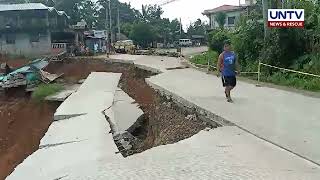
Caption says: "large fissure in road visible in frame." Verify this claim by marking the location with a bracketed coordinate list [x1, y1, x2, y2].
[103, 61, 218, 156]
[0, 59, 217, 178]
[46, 59, 217, 156]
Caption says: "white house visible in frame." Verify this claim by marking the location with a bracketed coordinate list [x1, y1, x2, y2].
[202, 0, 256, 30]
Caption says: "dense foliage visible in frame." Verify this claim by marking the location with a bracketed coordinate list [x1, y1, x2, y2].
[208, 29, 231, 54]
[190, 51, 218, 66]
[207, 1, 320, 91]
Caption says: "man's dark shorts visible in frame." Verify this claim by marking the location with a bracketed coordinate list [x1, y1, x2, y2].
[222, 76, 236, 87]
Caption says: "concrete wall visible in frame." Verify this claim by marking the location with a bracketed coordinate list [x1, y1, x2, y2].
[209, 11, 242, 29]
[0, 32, 51, 56]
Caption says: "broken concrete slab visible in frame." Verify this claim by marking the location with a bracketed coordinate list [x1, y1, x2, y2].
[45, 84, 80, 102]
[146, 68, 320, 165]
[54, 72, 122, 120]
[114, 88, 135, 103]
[104, 89, 143, 134]
[78, 72, 121, 93]
[41, 113, 111, 146]
[8, 112, 121, 180]
[78, 79, 86, 84]
[54, 91, 114, 121]
[10, 126, 320, 180]
[112, 101, 143, 133]
[7, 136, 121, 180]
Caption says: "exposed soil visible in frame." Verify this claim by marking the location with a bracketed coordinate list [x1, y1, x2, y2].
[46, 59, 212, 153]
[0, 58, 213, 178]
[0, 89, 59, 180]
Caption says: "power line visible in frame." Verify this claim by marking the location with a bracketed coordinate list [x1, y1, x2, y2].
[159, 0, 181, 6]
[136, 0, 181, 10]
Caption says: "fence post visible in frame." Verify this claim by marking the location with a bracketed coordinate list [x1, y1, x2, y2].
[257, 60, 261, 86]
[207, 57, 210, 72]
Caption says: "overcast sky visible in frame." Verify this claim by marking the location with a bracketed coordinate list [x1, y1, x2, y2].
[119, 0, 245, 29]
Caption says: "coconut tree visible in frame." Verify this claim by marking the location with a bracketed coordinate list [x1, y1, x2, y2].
[214, 12, 226, 29]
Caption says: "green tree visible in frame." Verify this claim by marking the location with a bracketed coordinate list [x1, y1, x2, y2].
[95, 0, 141, 39]
[54, 0, 84, 25]
[208, 29, 230, 53]
[121, 22, 133, 37]
[129, 22, 156, 48]
[187, 18, 207, 37]
[141, 4, 163, 22]
[214, 12, 226, 29]
[169, 18, 183, 42]
[77, 0, 98, 28]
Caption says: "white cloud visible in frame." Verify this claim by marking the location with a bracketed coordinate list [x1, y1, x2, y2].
[119, 0, 245, 29]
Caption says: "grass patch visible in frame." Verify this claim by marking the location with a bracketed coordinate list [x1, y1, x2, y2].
[32, 84, 63, 102]
[190, 51, 218, 66]
[262, 72, 320, 92]
[190, 49, 320, 92]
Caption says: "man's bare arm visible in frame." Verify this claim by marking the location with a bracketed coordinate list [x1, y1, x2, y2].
[217, 53, 223, 73]
[235, 56, 240, 74]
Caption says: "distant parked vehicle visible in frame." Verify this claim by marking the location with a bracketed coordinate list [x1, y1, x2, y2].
[179, 39, 192, 47]
[114, 40, 135, 54]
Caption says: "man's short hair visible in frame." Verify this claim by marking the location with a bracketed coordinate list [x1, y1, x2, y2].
[224, 40, 231, 46]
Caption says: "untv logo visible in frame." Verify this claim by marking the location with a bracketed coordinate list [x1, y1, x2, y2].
[268, 9, 304, 28]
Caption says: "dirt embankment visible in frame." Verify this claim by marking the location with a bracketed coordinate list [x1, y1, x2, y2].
[0, 89, 58, 180]
[0, 59, 213, 178]
[47, 59, 211, 152]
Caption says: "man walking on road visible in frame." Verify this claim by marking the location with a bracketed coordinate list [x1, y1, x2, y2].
[217, 41, 240, 103]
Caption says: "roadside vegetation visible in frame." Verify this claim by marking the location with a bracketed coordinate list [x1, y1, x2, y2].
[204, 0, 320, 92]
[32, 84, 63, 102]
[190, 51, 218, 66]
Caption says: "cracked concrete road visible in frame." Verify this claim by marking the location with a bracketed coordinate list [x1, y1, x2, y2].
[8, 51, 320, 179]
[106, 53, 320, 166]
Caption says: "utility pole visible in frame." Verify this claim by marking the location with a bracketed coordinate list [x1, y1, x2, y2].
[117, 7, 120, 41]
[105, 2, 108, 31]
[105, 0, 109, 54]
[262, 0, 269, 40]
[179, 17, 182, 58]
[179, 18, 182, 37]
[108, 0, 112, 52]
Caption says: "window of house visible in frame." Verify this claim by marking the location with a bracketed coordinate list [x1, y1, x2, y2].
[228, 16, 236, 25]
[6, 34, 15, 44]
[30, 33, 40, 42]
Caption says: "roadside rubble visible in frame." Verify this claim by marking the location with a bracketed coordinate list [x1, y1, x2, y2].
[0, 58, 63, 91]
[135, 49, 181, 57]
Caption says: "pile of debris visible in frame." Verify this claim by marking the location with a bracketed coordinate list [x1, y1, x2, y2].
[134, 49, 181, 57]
[0, 58, 63, 91]
[135, 49, 155, 55]
[155, 51, 180, 57]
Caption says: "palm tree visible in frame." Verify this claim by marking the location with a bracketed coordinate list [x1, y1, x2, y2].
[214, 12, 226, 29]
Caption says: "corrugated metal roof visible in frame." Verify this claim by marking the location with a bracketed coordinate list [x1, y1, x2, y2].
[202, 5, 245, 15]
[47, 7, 70, 19]
[0, 3, 48, 12]
[48, 7, 55, 11]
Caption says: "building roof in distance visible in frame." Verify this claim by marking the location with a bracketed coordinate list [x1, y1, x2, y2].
[0, 3, 48, 12]
[202, 5, 245, 15]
